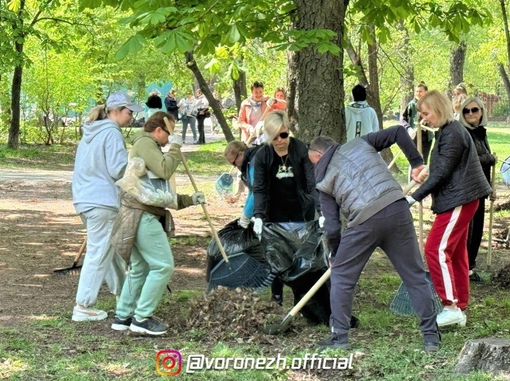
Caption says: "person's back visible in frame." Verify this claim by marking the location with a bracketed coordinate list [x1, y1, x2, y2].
[345, 85, 379, 141]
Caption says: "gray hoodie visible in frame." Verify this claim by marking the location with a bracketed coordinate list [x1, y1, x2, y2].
[72, 119, 127, 214]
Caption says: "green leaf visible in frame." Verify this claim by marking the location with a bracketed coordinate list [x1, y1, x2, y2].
[114, 34, 145, 60]
[228, 24, 241, 43]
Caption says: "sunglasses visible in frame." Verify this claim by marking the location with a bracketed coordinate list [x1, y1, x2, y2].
[273, 132, 289, 141]
[462, 107, 480, 114]
[229, 152, 240, 166]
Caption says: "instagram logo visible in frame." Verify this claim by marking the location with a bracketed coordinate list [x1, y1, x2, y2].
[156, 350, 182, 376]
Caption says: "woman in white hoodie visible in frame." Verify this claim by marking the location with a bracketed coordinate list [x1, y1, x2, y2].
[71, 92, 143, 322]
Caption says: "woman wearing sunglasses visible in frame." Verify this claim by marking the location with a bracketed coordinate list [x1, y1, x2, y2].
[459, 97, 497, 283]
[408, 90, 491, 328]
[251, 110, 332, 322]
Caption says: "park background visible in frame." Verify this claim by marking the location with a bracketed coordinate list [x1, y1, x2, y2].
[2, 1, 510, 380]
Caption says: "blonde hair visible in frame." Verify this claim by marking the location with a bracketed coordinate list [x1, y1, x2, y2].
[452, 93, 467, 114]
[417, 90, 454, 127]
[224, 140, 246, 159]
[263, 110, 290, 142]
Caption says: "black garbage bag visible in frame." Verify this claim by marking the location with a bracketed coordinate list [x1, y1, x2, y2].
[285, 269, 331, 324]
[262, 221, 328, 282]
[206, 219, 332, 325]
[206, 220, 274, 290]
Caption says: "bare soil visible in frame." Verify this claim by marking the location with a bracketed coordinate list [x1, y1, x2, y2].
[0, 177, 238, 324]
[1, 176, 510, 332]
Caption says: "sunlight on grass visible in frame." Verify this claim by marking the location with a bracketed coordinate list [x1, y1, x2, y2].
[0, 358, 28, 379]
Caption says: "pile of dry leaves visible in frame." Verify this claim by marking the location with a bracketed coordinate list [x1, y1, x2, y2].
[185, 286, 287, 344]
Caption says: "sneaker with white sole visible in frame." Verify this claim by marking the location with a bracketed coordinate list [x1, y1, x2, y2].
[436, 307, 466, 327]
[129, 316, 167, 336]
[111, 316, 132, 331]
[72, 305, 108, 322]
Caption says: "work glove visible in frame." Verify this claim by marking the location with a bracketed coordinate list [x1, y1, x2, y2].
[407, 127, 416, 140]
[252, 217, 263, 236]
[192, 191, 206, 205]
[406, 195, 416, 207]
[238, 214, 251, 229]
[326, 232, 340, 258]
[318, 215, 325, 228]
[168, 134, 183, 148]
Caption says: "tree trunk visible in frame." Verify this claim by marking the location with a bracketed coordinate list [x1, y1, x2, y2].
[8, 59, 23, 149]
[497, 63, 510, 122]
[398, 23, 414, 113]
[287, 50, 299, 131]
[455, 339, 510, 376]
[8, 0, 26, 149]
[366, 28, 394, 164]
[499, 0, 510, 121]
[185, 51, 235, 142]
[292, 0, 348, 144]
[450, 41, 467, 89]
[233, 70, 246, 113]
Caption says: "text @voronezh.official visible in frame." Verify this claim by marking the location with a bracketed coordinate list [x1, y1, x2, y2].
[156, 350, 354, 376]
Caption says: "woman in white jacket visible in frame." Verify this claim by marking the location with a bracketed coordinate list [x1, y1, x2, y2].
[71, 92, 143, 322]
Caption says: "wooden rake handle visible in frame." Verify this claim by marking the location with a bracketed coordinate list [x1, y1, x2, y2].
[164, 117, 229, 264]
[487, 153, 498, 267]
[402, 166, 429, 194]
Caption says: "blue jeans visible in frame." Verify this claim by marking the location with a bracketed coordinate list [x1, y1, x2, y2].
[116, 213, 174, 320]
[181, 116, 197, 142]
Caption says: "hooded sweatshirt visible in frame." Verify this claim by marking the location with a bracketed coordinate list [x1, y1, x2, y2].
[72, 119, 127, 214]
[344, 101, 379, 141]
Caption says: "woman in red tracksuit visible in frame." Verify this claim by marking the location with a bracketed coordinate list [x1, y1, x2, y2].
[408, 90, 491, 328]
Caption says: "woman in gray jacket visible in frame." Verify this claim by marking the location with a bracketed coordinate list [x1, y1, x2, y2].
[459, 97, 496, 283]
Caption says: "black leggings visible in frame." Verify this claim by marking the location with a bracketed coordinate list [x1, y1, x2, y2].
[196, 115, 206, 144]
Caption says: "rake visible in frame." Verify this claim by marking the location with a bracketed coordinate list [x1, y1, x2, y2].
[206, 220, 276, 292]
[389, 272, 444, 317]
[164, 117, 272, 291]
[389, 171, 445, 316]
[53, 238, 86, 275]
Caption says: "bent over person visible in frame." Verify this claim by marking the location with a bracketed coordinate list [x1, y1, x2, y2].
[110, 112, 205, 335]
[308, 125, 440, 352]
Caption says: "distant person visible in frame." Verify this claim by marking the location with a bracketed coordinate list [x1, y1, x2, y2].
[409, 90, 491, 328]
[178, 92, 197, 144]
[146, 90, 163, 119]
[459, 96, 497, 283]
[71, 91, 143, 322]
[401, 82, 434, 163]
[266, 87, 288, 112]
[193, 89, 209, 145]
[452, 83, 468, 120]
[238, 81, 269, 145]
[164, 90, 179, 121]
[345, 84, 379, 141]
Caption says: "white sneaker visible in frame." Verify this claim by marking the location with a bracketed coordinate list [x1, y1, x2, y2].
[436, 307, 466, 327]
[72, 305, 108, 322]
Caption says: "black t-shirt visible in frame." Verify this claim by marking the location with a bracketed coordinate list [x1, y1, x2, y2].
[268, 154, 304, 222]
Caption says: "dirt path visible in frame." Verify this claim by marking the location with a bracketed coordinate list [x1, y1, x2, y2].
[0, 175, 238, 326]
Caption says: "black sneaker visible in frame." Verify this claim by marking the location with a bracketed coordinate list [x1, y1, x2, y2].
[318, 333, 351, 349]
[111, 316, 132, 331]
[272, 294, 283, 306]
[424, 341, 440, 352]
[129, 316, 168, 336]
[469, 271, 484, 283]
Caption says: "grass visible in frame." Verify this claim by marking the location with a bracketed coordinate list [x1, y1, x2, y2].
[1, 124, 510, 380]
